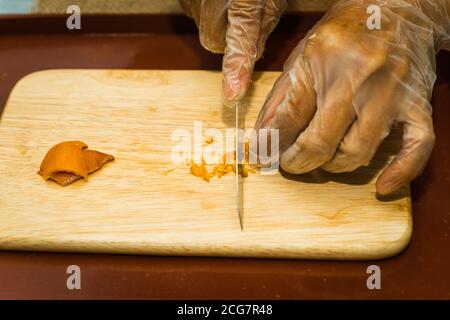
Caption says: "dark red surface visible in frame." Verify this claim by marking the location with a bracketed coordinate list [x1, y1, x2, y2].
[0, 14, 449, 299]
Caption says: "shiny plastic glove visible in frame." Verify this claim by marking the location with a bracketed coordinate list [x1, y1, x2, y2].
[179, 0, 287, 105]
[255, 0, 450, 195]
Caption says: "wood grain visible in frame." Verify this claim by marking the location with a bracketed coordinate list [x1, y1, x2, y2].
[0, 70, 411, 259]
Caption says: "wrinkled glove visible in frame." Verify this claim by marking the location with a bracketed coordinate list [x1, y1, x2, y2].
[255, 0, 450, 195]
[179, 0, 288, 105]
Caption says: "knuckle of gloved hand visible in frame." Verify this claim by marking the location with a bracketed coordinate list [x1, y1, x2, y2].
[417, 129, 436, 149]
[277, 135, 336, 174]
[339, 140, 373, 169]
[403, 126, 435, 162]
[280, 160, 303, 174]
[300, 135, 336, 162]
[313, 23, 344, 50]
[229, 0, 263, 20]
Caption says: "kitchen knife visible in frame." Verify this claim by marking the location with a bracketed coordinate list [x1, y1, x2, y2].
[235, 101, 245, 231]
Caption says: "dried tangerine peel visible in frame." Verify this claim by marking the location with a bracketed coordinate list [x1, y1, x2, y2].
[82, 149, 115, 174]
[189, 142, 256, 182]
[38, 141, 114, 186]
[50, 172, 82, 186]
[39, 141, 88, 180]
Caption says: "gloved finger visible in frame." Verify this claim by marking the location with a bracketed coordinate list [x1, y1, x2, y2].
[256, 35, 314, 131]
[179, 0, 228, 53]
[254, 56, 316, 153]
[322, 56, 411, 173]
[279, 77, 357, 174]
[254, 71, 291, 129]
[223, 0, 264, 106]
[256, 0, 288, 59]
[376, 98, 435, 195]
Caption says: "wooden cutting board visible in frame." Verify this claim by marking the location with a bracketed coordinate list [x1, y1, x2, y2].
[0, 69, 411, 260]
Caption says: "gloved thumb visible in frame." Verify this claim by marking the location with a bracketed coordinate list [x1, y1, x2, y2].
[376, 98, 435, 195]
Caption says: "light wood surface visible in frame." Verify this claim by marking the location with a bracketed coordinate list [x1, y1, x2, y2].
[0, 70, 411, 259]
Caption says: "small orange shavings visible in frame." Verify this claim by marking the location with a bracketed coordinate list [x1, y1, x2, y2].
[38, 141, 114, 186]
[190, 157, 211, 182]
[211, 154, 233, 178]
[189, 141, 256, 182]
[204, 136, 215, 145]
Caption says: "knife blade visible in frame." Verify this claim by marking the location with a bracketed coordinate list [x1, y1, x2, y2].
[235, 101, 245, 231]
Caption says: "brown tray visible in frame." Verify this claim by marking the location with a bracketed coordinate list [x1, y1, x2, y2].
[0, 13, 449, 299]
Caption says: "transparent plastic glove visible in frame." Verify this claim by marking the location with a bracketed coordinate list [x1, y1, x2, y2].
[255, 0, 450, 195]
[179, 0, 287, 105]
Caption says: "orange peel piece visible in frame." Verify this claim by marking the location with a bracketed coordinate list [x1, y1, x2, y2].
[38, 141, 114, 186]
[82, 149, 115, 174]
[39, 141, 88, 180]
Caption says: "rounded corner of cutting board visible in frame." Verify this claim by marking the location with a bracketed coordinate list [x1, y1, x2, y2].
[5, 69, 67, 101]
[366, 216, 413, 260]
[15, 69, 69, 85]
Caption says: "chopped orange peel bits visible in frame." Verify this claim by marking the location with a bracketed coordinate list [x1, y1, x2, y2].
[189, 141, 256, 182]
[38, 141, 114, 186]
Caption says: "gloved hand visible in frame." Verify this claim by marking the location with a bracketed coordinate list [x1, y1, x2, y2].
[179, 0, 288, 106]
[255, 0, 450, 195]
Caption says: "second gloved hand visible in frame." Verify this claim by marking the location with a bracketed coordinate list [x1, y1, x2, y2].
[255, 0, 450, 195]
[179, 0, 287, 106]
